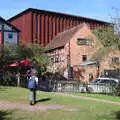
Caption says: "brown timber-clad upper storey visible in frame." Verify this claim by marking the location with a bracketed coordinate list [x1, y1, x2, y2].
[8, 8, 111, 46]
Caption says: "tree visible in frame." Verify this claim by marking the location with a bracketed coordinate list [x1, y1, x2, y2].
[93, 26, 120, 50]
[0, 44, 32, 69]
[0, 43, 49, 85]
[27, 43, 49, 75]
[27, 43, 49, 66]
[91, 9, 120, 79]
[0, 43, 49, 68]
[93, 7, 120, 50]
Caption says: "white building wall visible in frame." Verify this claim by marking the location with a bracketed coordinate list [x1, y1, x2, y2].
[4, 24, 12, 31]
[0, 18, 19, 45]
[0, 23, 12, 31]
[4, 32, 18, 44]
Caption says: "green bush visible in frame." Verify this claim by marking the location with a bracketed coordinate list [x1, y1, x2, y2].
[114, 83, 120, 96]
[0, 70, 17, 86]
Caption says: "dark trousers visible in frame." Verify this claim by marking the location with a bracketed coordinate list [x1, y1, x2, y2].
[29, 89, 36, 104]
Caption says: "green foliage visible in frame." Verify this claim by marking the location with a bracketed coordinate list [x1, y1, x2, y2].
[15, 45, 32, 59]
[0, 43, 49, 69]
[27, 43, 49, 66]
[26, 43, 49, 75]
[0, 43, 49, 85]
[114, 83, 120, 96]
[0, 44, 18, 68]
[90, 47, 110, 61]
[93, 26, 120, 49]
[0, 71, 17, 86]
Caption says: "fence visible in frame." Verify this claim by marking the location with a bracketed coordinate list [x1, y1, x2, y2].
[53, 81, 117, 94]
[18, 77, 117, 95]
[0, 73, 117, 95]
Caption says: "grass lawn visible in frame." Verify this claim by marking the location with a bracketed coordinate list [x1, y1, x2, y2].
[0, 86, 120, 120]
[70, 92, 120, 102]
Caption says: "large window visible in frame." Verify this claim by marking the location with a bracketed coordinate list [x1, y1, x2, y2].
[77, 38, 91, 45]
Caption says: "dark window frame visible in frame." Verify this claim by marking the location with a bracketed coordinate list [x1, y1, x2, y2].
[77, 38, 91, 45]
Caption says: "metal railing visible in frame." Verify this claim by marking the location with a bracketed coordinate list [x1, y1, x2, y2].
[53, 81, 117, 94]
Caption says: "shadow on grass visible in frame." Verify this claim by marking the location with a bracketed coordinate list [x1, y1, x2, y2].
[115, 111, 120, 120]
[0, 110, 12, 120]
[36, 97, 51, 103]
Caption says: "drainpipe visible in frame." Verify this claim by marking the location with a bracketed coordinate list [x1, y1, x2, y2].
[67, 39, 72, 80]
[96, 60, 100, 77]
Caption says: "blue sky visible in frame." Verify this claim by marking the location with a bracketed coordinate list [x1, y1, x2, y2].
[0, 0, 120, 22]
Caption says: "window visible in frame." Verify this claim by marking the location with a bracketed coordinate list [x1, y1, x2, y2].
[99, 80, 117, 85]
[82, 55, 87, 61]
[112, 57, 119, 64]
[60, 56, 64, 62]
[8, 33, 13, 39]
[109, 80, 117, 85]
[50, 57, 59, 63]
[77, 38, 91, 45]
[55, 57, 59, 63]
[50, 57, 54, 63]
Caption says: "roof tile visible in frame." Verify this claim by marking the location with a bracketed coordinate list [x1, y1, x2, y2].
[47, 23, 85, 50]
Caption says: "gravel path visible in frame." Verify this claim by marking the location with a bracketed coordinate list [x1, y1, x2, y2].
[0, 100, 65, 112]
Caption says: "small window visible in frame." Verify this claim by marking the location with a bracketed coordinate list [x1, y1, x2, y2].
[112, 57, 119, 64]
[50, 57, 59, 63]
[8, 33, 13, 39]
[50, 57, 54, 63]
[77, 38, 90, 45]
[55, 57, 59, 63]
[82, 55, 87, 61]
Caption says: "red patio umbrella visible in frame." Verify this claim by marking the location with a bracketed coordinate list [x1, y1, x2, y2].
[8, 62, 18, 67]
[0, 59, 32, 71]
[19, 59, 31, 66]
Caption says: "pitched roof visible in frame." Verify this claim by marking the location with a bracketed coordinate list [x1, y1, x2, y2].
[46, 23, 86, 50]
[7, 8, 110, 24]
[0, 16, 20, 32]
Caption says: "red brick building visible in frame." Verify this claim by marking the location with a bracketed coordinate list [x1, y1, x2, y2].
[46, 23, 100, 82]
[8, 8, 110, 46]
[46, 23, 120, 82]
